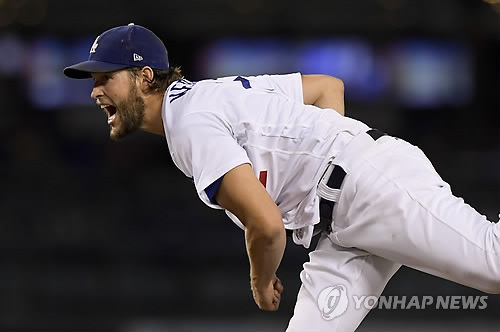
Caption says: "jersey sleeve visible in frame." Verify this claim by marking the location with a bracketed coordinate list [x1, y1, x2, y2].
[171, 111, 252, 209]
[260, 72, 303, 104]
[217, 73, 303, 104]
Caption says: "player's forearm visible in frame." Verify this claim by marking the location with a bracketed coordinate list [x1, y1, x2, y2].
[245, 223, 286, 288]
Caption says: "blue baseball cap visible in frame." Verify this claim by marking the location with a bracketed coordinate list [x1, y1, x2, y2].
[64, 23, 169, 79]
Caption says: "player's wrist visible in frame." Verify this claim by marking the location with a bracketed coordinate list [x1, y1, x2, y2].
[250, 273, 275, 290]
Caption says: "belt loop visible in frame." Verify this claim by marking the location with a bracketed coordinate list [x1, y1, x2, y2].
[316, 163, 346, 235]
[289, 128, 387, 239]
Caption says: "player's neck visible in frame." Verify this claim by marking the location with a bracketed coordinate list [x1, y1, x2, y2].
[140, 93, 165, 137]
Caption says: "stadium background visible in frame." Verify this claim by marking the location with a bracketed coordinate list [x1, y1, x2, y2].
[0, 0, 498, 331]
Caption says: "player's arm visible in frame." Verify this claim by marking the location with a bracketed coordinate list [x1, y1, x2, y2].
[215, 163, 286, 311]
[302, 74, 345, 116]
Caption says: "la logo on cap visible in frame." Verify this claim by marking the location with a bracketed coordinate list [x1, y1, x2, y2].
[90, 36, 99, 54]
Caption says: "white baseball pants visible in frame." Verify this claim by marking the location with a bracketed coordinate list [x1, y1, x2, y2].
[286, 132, 500, 332]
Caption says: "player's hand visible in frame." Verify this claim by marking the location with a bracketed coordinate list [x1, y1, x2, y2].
[251, 275, 284, 311]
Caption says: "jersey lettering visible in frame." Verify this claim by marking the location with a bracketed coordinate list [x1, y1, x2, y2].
[259, 170, 268, 187]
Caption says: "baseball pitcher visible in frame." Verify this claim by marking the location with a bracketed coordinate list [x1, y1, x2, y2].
[63, 24, 500, 331]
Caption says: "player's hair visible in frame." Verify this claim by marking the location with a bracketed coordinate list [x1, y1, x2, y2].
[127, 66, 184, 94]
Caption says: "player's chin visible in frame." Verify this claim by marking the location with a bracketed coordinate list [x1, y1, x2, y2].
[109, 126, 127, 141]
[109, 124, 138, 141]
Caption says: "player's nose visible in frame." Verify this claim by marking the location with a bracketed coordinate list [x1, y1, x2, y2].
[90, 84, 103, 100]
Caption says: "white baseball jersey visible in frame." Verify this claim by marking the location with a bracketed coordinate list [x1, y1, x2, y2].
[161, 73, 499, 332]
[162, 73, 368, 248]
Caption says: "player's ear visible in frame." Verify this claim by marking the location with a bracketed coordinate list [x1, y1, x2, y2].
[140, 66, 154, 91]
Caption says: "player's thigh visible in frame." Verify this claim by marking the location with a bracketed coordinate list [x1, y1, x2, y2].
[286, 235, 401, 332]
[351, 188, 498, 293]
[332, 142, 500, 293]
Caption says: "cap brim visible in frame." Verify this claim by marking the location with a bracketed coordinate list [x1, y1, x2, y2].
[63, 60, 131, 79]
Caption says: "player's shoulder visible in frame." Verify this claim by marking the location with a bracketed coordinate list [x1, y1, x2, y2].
[167, 73, 300, 91]
[214, 72, 301, 83]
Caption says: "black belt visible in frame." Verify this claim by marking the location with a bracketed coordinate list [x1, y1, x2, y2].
[286, 129, 387, 238]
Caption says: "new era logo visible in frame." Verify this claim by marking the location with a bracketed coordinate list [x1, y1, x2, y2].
[133, 53, 143, 62]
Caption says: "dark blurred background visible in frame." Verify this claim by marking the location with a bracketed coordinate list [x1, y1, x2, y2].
[0, 0, 499, 331]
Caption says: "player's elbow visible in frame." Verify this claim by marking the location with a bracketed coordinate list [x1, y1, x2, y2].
[263, 219, 286, 242]
[327, 75, 344, 93]
[248, 223, 285, 247]
[325, 76, 344, 99]
[246, 209, 285, 242]
[316, 75, 344, 98]
[317, 75, 345, 115]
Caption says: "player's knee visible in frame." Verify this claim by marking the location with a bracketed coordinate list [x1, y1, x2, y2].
[472, 265, 499, 294]
[482, 261, 500, 293]
[482, 277, 500, 294]
[483, 222, 500, 294]
[486, 260, 500, 294]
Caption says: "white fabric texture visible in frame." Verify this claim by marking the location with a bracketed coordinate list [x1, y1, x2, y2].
[161, 74, 499, 331]
[162, 73, 369, 248]
[286, 132, 499, 332]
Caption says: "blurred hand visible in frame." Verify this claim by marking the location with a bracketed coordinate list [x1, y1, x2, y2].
[251, 275, 284, 311]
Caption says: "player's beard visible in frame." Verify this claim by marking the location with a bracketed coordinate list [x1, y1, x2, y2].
[110, 84, 145, 141]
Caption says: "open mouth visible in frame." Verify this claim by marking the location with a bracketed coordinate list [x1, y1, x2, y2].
[101, 105, 118, 124]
